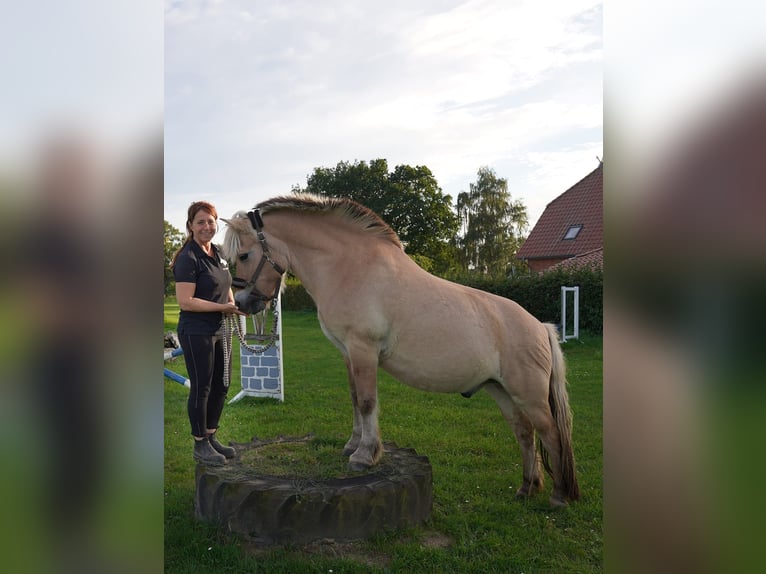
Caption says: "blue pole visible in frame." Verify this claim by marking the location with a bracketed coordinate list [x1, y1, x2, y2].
[164, 367, 191, 388]
[164, 347, 184, 360]
[164, 346, 189, 387]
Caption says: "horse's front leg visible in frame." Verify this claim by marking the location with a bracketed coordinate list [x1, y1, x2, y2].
[345, 349, 382, 471]
[342, 357, 362, 456]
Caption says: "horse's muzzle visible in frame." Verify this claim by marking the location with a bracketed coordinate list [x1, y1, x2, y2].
[234, 291, 267, 315]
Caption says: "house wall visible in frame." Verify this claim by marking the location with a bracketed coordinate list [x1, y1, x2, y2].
[527, 258, 567, 273]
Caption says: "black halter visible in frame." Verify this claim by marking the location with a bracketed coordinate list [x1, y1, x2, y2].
[231, 208, 285, 301]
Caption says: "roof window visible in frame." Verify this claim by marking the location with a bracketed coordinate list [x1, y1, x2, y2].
[563, 225, 582, 240]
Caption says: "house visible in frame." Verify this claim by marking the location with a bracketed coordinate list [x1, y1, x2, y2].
[516, 162, 603, 272]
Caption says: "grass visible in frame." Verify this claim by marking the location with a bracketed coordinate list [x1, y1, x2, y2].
[236, 437, 370, 480]
[165, 300, 603, 572]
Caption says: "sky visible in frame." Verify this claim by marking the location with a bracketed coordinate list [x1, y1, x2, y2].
[164, 0, 603, 241]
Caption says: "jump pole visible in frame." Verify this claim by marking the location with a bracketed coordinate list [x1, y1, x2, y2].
[164, 347, 191, 388]
[164, 367, 191, 388]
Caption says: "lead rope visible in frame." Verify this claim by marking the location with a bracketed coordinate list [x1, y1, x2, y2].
[221, 298, 280, 389]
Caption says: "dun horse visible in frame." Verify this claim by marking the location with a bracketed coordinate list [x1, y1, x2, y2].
[222, 194, 579, 507]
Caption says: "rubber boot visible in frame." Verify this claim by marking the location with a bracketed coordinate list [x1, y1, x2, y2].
[193, 436, 226, 465]
[208, 432, 236, 459]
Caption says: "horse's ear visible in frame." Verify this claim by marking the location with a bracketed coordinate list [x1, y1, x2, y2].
[220, 216, 244, 228]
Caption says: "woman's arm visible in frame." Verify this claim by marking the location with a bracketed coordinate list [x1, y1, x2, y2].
[176, 282, 244, 315]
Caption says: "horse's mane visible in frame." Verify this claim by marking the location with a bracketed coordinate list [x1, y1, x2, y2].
[256, 194, 403, 249]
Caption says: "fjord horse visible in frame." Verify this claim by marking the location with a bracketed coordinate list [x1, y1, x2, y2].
[222, 194, 579, 506]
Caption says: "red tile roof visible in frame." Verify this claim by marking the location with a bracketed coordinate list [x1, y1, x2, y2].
[517, 163, 603, 261]
[548, 247, 603, 272]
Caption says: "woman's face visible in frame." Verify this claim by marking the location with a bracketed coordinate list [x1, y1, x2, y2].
[189, 209, 217, 243]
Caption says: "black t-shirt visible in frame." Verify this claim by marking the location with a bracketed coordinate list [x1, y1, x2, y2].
[173, 241, 232, 335]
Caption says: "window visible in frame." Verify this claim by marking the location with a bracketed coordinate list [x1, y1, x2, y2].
[563, 224, 582, 240]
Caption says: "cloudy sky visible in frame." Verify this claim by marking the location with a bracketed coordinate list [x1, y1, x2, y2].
[164, 0, 603, 239]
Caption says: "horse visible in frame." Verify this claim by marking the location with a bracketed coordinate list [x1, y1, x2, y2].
[221, 194, 580, 507]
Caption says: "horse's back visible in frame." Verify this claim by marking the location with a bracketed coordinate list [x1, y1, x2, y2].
[379, 266, 551, 393]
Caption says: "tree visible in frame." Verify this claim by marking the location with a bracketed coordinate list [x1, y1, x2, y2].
[293, 159, 458, 273]
[456, 167, 528, 277]
[164, 220, 185, 295]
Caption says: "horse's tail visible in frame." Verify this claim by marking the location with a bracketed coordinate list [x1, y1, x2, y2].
[541, 323, 580, 501]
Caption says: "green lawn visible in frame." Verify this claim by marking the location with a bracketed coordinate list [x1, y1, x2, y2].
[164, 302, 603, 572]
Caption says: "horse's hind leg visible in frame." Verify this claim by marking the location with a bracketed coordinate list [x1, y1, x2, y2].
[513, 417, 545, 497]
[525, 404, 569, 507]
[484, 384, 544, 498]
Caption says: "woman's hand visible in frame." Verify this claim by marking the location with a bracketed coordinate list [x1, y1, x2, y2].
[222, 302, 247, 316]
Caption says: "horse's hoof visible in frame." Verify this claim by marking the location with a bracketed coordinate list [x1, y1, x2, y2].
[348, 460, 370, 472]
[549, 495, 569, 508]
[515, 479, 543, 498]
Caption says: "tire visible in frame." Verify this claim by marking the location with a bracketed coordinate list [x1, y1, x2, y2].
[194, 435, 433, 546]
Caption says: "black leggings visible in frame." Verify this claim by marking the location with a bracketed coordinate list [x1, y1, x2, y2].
[180, 333, 230, 437]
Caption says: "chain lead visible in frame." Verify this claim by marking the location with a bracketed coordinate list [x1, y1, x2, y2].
[221, 298, 280, 389]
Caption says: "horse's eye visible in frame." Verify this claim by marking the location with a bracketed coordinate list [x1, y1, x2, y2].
[238, 253, 249, 262]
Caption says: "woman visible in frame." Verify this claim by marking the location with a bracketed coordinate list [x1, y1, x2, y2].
[171, 201, 245, 465]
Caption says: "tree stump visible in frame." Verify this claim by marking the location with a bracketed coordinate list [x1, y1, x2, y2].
[194, 435, 433, 546]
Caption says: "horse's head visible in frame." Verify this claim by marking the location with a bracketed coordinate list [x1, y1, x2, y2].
[221, 210, 285, 315]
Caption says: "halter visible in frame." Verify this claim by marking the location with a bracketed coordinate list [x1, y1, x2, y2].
[231, 208, 285, 302]
[222, 208, 285, 371]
